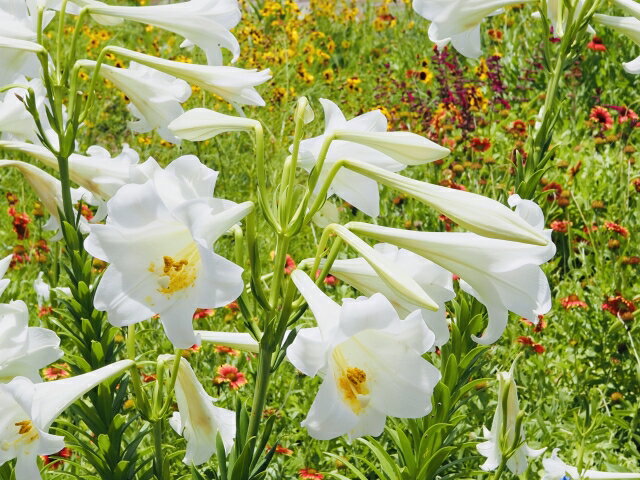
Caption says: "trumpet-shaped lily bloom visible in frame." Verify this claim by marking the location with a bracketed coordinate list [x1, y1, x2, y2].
[477, 367, 545, 474]
[168, 108, 260, 141]
[0, 140, 151, 201]
[0, 359, 133, 480]
[298, 99, 407, 217]
[0, 300, 62, 383]
[348, 196, 555, 345]
[87, 0, 241, 65]
[287, 270, 440, 441]
[84, 155, 253, 349]
[412, 0, 534, 58]
[78, 60, 191, 143]
[328, 243, 454, 347]
[107, 47, 271, 106]
[159, 355, 235, 464]
[542, 449, 640, 480]
[593, 14, 640, 74]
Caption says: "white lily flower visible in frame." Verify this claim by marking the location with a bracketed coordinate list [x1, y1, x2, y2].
[615, 0, 640, 19]
[477, 366, 545, 474]
[346, 161, 549, 246]
[0, 160, 90, 239]
[87, 0, 241, 65]
[168, 108, 260, 141]
[0, 254, 11, 297]
[298, 98, 407, 217]
[159, 355, 235, 464]
[77, 60, 191, 143]
[328, 243, 454, 347]
[0, 140, 156, 201]
[348, 196, 555, 345]
[0, 300, 62, 383]
[412, 0, 534, 58]
[593, 14, 640, 74]
[0, 359, 133, 480]
[107, 47, 271, 106]
[311, 200, 340, 228]
[84, 155, 253, 349]
[287, 270, 441, 441]
[33, 272, 49, 306]
[543, 449, 640, 480]
[196, 331, 259, 353]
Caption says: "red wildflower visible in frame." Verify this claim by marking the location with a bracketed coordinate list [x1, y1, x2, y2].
[214, 364, 248, 390]
[516, 336, 545, 354]
[215, 345, 240, 356]
[299, 468, 324, 479]
[507, 119, 528, 136]
[634, 178, 640, 193]
[323, 274, 337, 286]
[193, 308, 215, 320]
[226, 301, 239, 312]
[604, 221, 629, 238]
[560, 295, 588, 310]
[142, 373, 157, 383]
[10, 245, 30, 268]
[622, 256, 640, 265]
[542, 182, 563, 202]
[470, 137, 491, 152]
[42, 447, 72, 470]
[37, 305, 53, 317]
[5, 192, 18, 206]
[589, 106, 613, 130]
[80, 203, 94, 221]
[587, 36, 606, 51]
[438, 214, 453, 232]
[520, 315, 547, 333]
[8, 208, 31, 240]
[284, 254, 297, 274]
[42, 363, 71, 381]
[439, 179, 467, 191]
[550, 220, 571, 233]
[602, 295, 636, 321]
[267, 444, 293, 455]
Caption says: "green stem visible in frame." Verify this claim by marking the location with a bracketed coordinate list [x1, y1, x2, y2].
[245, 345, 274, 459]
[159, 351, 183, 416]
[65, 8, 89, 85]
[492, 461, 507, 480]
[153, 420, 165, 480]
[57, 154, 75, 223]
[127, 324, 150, 417]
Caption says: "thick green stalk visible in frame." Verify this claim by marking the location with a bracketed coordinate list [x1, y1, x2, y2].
[245, 346, 274, 459]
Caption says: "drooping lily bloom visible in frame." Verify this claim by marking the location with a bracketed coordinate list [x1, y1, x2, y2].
[477, 366, 545, 474]
[159, 355, 235, 464]
[0, 160, 92, 238]
[0, 141, 153, 202]
[412, 0, 534, 58]
[287, 270, 440, 441]
[168, 108, 260, 142]
[593, 14, 640, 74]
[84, 155, 253, 348]
[328, 243, 454, 347]
[0, 360, 133, 480]
[86, 0, 241, 65]
[542, 449, 640, 480]
[106, 47, 271, 106]
[348, 195, 555, 345]
[77, 60, 191, 143]
[299, 99, 445, 217]
[0, 300, 62, 383]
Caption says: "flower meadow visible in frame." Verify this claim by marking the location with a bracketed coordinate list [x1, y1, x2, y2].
[0, 0, 639, 479]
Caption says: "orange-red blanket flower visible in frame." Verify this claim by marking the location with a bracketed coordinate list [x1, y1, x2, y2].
[604, 222, 629, 238]
[560, 295, 588, 310]
[299, 468, 324, 479]
[602, 295, 636, 321]
[214, 364, 248, 390]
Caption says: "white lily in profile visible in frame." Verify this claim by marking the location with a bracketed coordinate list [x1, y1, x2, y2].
[86, 0, 241, 65]
[0, 36, 44, 86]
[159, 355, 235, 464]
[348, 195, 555, 345]
[77, 60, 191, 143]
[0, 300, 62, 383]
[593, 14, 640, 74]
[287, 270, 440, 441]
[345, 161, 549, 245]
[477, 365, 545, 474]
[298, 99, 409, 217]
[543, 449, 640, 480]
[107, 47, 271, 106]
[0, 140, 154, 201]
[0, 254, 11, 297]
[412, 0, 534, 58]
[84, 155, 253, 348]
[0, 360, 133, 480]
[328, 243, 454, 347]
[168, 108, 260, 141]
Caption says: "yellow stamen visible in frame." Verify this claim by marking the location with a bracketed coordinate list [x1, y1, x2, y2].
[333, 350, 370, 414]
[149, 243, 200, 296]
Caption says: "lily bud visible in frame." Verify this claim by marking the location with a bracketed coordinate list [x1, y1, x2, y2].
[195, 331, 259, 353]
[333, 130, 449, 165]
[169, 108, 260, 141]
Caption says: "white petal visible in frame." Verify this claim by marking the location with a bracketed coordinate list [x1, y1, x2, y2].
[286, 327, 327, 377]
[291, 270, 340, 337]
[301, 374, 358, 440]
